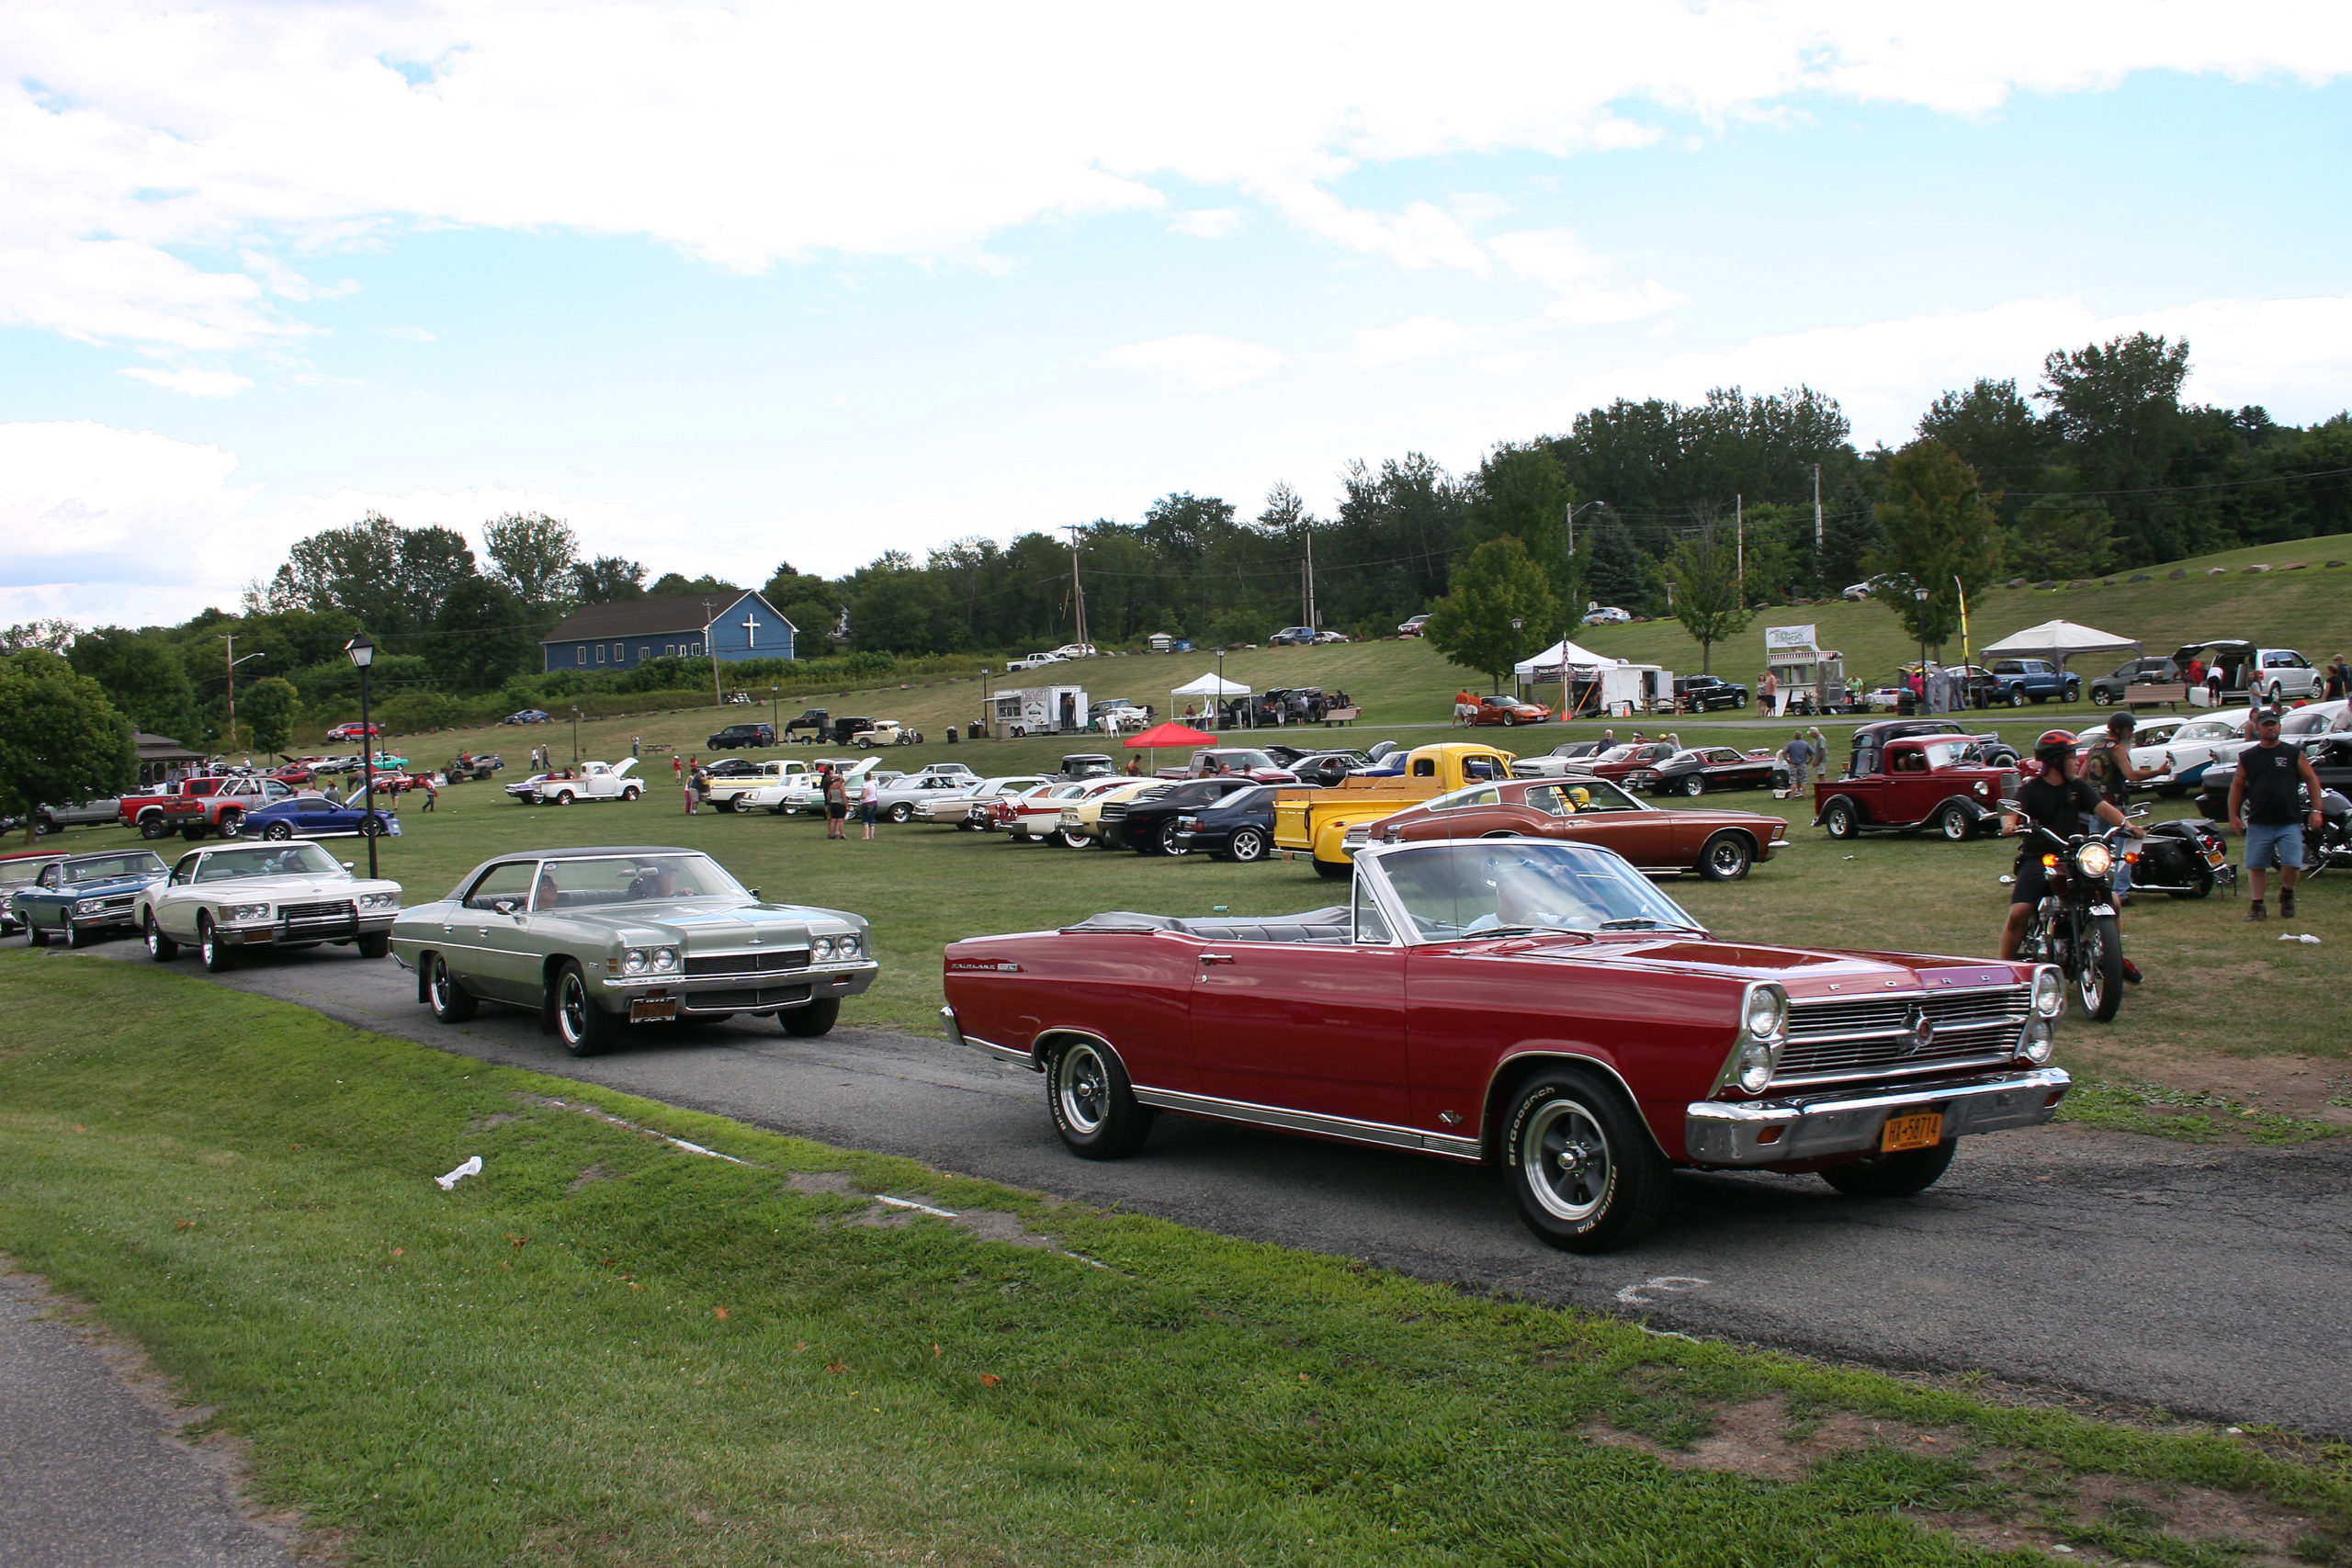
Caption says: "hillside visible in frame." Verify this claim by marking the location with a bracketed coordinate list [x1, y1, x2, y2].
[1575, 535, 2352, 686]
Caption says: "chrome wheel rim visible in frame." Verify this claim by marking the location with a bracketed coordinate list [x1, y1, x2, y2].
[199, 923, 216, 964]
[1057, 1043, 1109, 1134]
[1232, 830, 1262, 862]
[431, 959, 456, 1012]
[1707, 840, 1744, 875]
[2078, 928, 2106, 1015]
[560, 972, 591, 1043]
[1943, 810, 1968, 840]
[1521, 1097, 1613, 1223]
[146, 919, 163, 955]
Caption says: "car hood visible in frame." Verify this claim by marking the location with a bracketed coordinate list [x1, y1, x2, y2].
[1478, 933, 2016, 998]
[402, 897, 864, 942]
[177, 873, 403, 902]
[47, 872, 167, 897]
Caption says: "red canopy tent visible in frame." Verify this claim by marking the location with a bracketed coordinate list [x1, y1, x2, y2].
[1122, 721, 1216, 773]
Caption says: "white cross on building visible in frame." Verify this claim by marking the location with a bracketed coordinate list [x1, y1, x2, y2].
[741, 610, 762, 647]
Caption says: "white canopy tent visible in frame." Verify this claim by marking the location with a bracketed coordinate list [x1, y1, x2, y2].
[1170, 672, 1251, 698]
[1512, 637, 1617, 679]
[1979, 619, 2142, 669]
[1512, 637, 1662, 717]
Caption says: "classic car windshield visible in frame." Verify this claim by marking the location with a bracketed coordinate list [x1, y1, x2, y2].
[2177, 721, 2239, 740]
[2, 857, 66, 890]
[62, 852, 167, 885]
[1374, 841, 1701, 939]
[196, 844, 345, 882]
[532, 852, 747, 909]
[1917, 740, 1981, 770]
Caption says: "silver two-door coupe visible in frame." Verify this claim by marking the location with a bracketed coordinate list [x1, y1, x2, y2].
[388, 845, 877, 1055]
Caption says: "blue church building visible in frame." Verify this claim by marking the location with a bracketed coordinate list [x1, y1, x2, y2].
[539, 590, 797, 673]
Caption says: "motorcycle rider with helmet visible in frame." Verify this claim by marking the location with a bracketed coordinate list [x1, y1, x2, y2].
[2000, 729, 2142, 984]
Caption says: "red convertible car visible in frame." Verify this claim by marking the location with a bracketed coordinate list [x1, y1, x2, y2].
[1342, 776, 1788, 880]
[942, 839, 2069, 1252]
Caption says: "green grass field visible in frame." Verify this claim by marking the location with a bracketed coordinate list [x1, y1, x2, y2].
[6, 954, 2347, 1566]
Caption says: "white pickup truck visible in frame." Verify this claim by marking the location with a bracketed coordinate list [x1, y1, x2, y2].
[535, 759, 644, 805]
[703, 758, 813, 811]
[741, 756, 884, 815]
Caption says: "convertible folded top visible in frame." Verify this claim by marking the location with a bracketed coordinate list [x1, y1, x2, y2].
[1064, 907, 1351, 943]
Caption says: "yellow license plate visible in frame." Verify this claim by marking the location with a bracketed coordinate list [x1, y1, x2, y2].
[1880, 1111, 1942, 1153]
[2204, 850, 2227, 866]
[629, 997, 678, 1022]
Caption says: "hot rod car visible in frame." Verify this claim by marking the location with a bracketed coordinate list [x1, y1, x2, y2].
[942, 838, 2069, 1252]
[1815, 732, 2019, 842]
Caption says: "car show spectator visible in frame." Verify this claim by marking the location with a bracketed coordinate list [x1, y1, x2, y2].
[1780, 730, 1815, 793]
[1453, 689, 1475, 726]
[2080, 714, 2160, 905]
[1125, 757, 1143, 776]
[860, 771, 881, 839]
[2184, 654, 2205, 689]
[2230, 709, 2326, 921]
[632, 735, 641, 759]
[824, 767, 850, 840]
[1759, 670, 1778, 710]
[420, 775, 438, 812]
[2328, 654, 2349, 700]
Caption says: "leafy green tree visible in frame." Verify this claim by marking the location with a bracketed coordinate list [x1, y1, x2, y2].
[1865, 439, 2005, 651]
[2005, 469, 2118, 580]
[429, 578, 538, 691]
[482, 513, 580, 606]
[1918, 378, 2045, 521]
[648, 572, 740, 598]
[240, 676, 301, 754]
[0, 650, 135, 842]
[0, 619, 76, 654]
[570, 556, 647, 604]
[1424, 536, 1559, 689]
[2035, 333, 2191, 562]
[1466, 444, 1581, 633]
[1663, 525, 1749, 673]
[68, 627, 198, 739]
[1581, 517, 1648, 612]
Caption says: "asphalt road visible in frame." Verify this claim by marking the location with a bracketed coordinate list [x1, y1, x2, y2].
[82, 942, 2352, 1438]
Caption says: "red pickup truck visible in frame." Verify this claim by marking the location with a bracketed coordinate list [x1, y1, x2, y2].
[126, 775, 302, 840]
[1815, 731, 2019, 843]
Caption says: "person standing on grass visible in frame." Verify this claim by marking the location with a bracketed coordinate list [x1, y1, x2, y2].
[2327, 654, 2350, 701]
[2231, 709, 2326, 921]
[1759, 669, 1778, 711]
[2080, 713, 2162, 907]
[823, 766, 850, 840]
[631, 735, 640, 759]
[1779, 730, 1814, 794]
[1454, 689, 1475, 727]
[1807, 727, 1829, 777]
[859, 770, 881, 840]
[420, 774, 438, 812]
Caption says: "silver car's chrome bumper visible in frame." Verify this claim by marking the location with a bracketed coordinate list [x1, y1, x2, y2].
[1683, 1066, 2071, 1165]
[598, 959, 878, 1013]
[941, 1006, 1039, 1069]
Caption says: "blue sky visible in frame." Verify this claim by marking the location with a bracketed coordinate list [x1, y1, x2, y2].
[5, 3, 2350, 626]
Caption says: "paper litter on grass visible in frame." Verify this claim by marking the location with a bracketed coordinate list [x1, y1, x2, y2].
[2278, 932, 2322, 943]
[435, 1156, 482, 1190]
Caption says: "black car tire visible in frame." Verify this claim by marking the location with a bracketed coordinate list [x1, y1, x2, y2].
[144, 911, 177, 962]
[198, 915, 237, 973]
[1501, 713, 1516, 727]
[1501, 1066, 1671, 1253]
[182, 824, 208, 840]
[1937, 803, 1975, 842]
[2065, 682, 2081, 703]
[1157, 821, 1189, 857]
[1228, 827, 1267, 863]
[1698, 832, 1752, 882]
[553, 960, 624, 1056]
[26, 920, 49, 947]
[1679, 774, 1706, 798]
[65, 920, 93, 949]
[1821, 1139, 1957, 1198]
[34, 815, 54, 836]
[356, 932, 390, 959]
[1313, 857, 1352, 881]
[888, 803, 914, 823]
[359, 817, 386, 838]
[2092, 688, 2113, 706]
[262, 820, 294, 840]
[621, 786, 641, 802]
[1822, 797, 1861, 840]
[140, 815, 171, 840]
[782, 998, 841, 1037]
[218, 809, 243, 838]
[2007, 687, 2025, 708]
[1046, 1037, 1153, 1159]
[427, 953, 479, 1021]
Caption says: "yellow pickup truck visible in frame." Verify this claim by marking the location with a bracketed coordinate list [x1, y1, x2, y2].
[1272, 742, 1515, 878]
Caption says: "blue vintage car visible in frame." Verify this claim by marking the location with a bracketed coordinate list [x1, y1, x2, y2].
[242, 789, 403, 842]
[13, 849, 171, 947]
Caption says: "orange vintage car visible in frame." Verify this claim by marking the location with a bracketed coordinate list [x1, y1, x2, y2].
[1345, 775, 1790, 881]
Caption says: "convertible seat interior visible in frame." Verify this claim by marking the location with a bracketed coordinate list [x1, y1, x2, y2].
[1067, 907, 1352, 944]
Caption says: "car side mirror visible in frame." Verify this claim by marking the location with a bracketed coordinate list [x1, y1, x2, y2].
[492, 898, 521, 916]
[748, 887, 761, 900]
[341, 860, 355, 869]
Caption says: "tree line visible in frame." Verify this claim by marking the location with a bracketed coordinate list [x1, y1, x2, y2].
[9, 328, 2348, 754]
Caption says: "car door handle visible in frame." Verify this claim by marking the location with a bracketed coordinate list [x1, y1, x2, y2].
[1198, 953, 1237, 965]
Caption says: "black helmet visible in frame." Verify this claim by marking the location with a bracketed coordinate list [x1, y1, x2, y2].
[2032, 729, 2076, 769]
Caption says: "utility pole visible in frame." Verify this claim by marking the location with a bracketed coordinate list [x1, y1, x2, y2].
[1735, 494, 1744, 595]
[1061, 525, 1089, 649]
[1812, 463, 1824, 551]
[702, 599, 721, 707]
[216, 633, 264, 754]
[1303, 525, 1317, 629]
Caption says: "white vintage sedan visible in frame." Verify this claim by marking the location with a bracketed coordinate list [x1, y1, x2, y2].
[136, 840, 402, 972]
[2129, 710, 2256, 794]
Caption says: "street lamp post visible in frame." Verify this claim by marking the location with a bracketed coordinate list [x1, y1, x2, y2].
[979, 666, 991, 741]
[1216, 649, 1227, 730]
[1510, 617, 1523, 696]
[770, 684, 779, 739]
[343, 635, 379, 880]
[1566, 500, 1606, 559]
[1912, 586, 1931, 711]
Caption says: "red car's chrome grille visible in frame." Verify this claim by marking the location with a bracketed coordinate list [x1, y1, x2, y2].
[1776, 987, 2029, 1084]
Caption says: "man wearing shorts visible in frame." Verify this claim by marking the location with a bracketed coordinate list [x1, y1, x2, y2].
[2230, 709, 2325, 920]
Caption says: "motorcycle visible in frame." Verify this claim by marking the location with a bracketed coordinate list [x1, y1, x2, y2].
[2126, 817, 2235, 899]
[2000, 803, 2139, 1022]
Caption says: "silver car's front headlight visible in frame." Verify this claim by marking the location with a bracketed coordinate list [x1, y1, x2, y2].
[650, 945, 678, 973]
[621, 945, 679, 976]
[223, 902, 272, 923]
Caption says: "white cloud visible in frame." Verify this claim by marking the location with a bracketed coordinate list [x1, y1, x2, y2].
[1487, 228, 1685, 324]
[1540, 291, 2352, 447]
[1097, 333, 1286, 390]
[6, 2, 2344, 353]
[374, 324, 435, 341]
[1167, 208, 1240, 239]
[1351, 315, 1491, 367]
[118, 365, 254, 397]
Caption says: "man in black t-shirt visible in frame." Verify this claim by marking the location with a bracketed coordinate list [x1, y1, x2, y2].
[2079, 713, 2163, 904]
[1999, 730, 2131, 965]
[2229, 709, 2325, 920]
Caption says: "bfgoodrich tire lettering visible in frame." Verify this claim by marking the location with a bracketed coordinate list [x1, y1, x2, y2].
[1501, 1066, 1670, 1253]
[1046, 1037, 1153, 1158]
